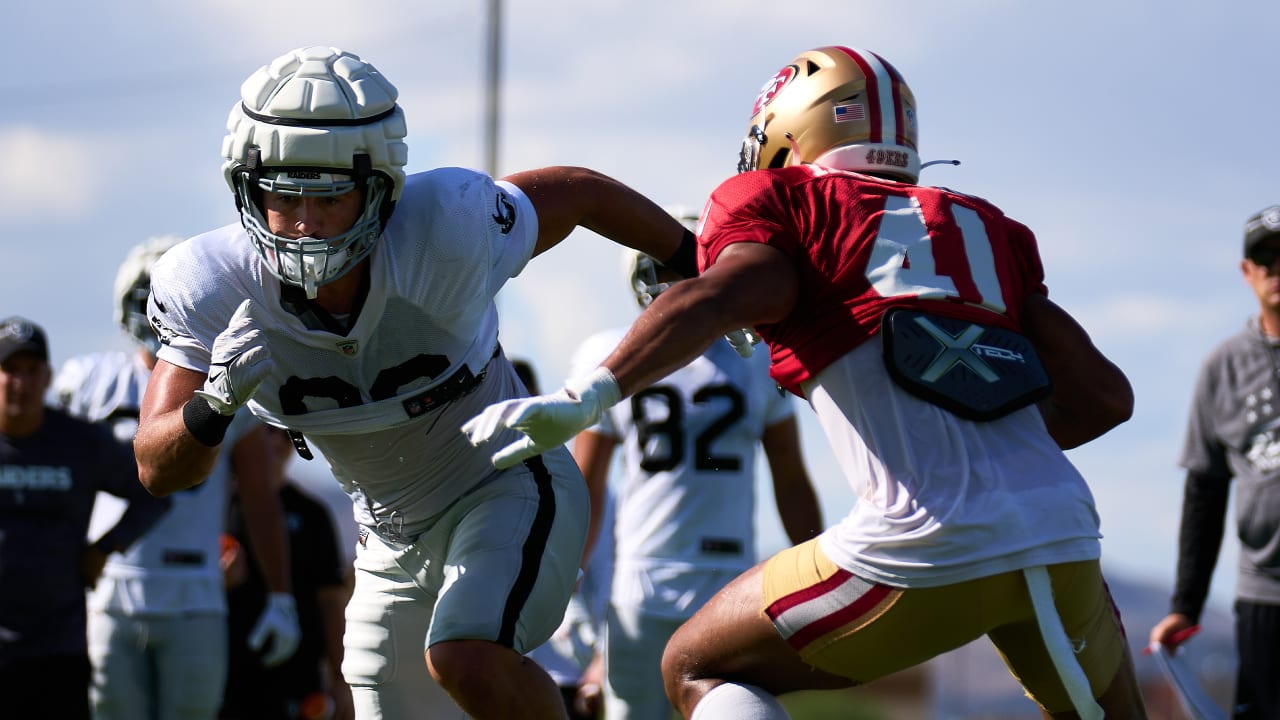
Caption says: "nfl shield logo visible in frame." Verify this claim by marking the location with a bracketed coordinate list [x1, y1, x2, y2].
[336, 340, 359, 356]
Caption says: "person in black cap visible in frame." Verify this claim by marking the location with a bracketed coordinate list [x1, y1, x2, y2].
[1149, 206, 1280, 719]
[0, 316, 171, 720]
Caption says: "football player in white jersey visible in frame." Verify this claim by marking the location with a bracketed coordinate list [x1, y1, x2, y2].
[132, 46, 697, 720]
[572, 234, 822, 720]
[464, 46, 1148, 718]
[52, 236, 300, 720]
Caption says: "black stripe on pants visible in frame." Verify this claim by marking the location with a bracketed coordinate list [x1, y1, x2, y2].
[498, 455, 556, 648]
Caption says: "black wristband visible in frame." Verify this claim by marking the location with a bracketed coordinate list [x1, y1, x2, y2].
[182, 395, 235, 447]
[663, 228, 699, 279]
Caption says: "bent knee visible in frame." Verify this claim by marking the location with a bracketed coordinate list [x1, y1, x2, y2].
[428, 639, 523, 688]
[660, 624, 704, 707]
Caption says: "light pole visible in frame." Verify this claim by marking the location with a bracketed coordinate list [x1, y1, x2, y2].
[484, 0, 502, 177]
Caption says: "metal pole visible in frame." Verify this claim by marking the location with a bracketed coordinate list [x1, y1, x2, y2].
[484, 0, 502, 176]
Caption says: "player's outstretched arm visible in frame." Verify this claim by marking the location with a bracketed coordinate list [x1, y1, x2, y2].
[605, 243, 796, 399]
[465, 243, 796, 468]
[502, 166, 691, 271]
[134, 359, 221, 495]
[1021, 293, 1133, 449]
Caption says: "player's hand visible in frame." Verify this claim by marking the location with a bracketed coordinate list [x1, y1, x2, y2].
[462, 367, 621, 469]
[194, 299, 274, 415]
[79, 543, 110, 590]
[573, 650, 605, 718]
[249, 592, 301, 667]
[724, 327, 761, 358]
[1147, 613, 1197, 657]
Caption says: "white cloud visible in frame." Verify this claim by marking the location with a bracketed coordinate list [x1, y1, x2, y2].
[1075, 292, 1240, 342]
[0, 127, 102, 219]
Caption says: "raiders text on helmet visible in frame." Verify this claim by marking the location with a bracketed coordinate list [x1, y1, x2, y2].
[114, 235, 183, 353]
[737, 46, 920, 183]
[222, 46, 410, 298]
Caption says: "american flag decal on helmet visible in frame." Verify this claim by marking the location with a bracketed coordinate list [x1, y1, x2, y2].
[834, 103, 866, 122]
[833, 47, 912, 151]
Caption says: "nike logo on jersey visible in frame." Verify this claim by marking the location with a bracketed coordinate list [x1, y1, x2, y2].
[493, 192, 516, 234]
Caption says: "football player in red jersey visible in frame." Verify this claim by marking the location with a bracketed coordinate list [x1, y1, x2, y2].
[465, 46, 1146, 719]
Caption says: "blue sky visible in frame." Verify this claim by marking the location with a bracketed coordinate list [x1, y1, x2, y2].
[6, 0, 1279, 618]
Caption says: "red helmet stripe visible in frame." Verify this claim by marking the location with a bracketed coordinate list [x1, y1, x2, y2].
[875, 53, 910, 148]
[833, 46, 905, 147]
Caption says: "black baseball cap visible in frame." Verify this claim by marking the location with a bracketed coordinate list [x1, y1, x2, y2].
[1244, 206, 1280, 257]
[0, 317, 49, 365]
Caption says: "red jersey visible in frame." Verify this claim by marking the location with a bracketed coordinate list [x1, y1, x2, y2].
[698, 165, 1047, 395]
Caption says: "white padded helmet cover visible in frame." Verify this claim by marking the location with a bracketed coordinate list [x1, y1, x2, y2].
[221, 46, 408, 201]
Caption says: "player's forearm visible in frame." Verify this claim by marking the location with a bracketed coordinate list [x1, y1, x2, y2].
[602, 281, 731, 398]
[776, 479, 823, 546]
[572, 431, 616, 568]
[241, 499, 292, 594]
[233, 427, 292, 593]
[133, 409, 220, 496]
[1035, 352, 1132, 449]
[1022, 295, 1133, 448]
[763, 422, 824, 545]
[1169, 471, 1229, 621]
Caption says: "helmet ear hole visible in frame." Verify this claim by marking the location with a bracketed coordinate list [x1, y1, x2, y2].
[768, 148, 790, 169]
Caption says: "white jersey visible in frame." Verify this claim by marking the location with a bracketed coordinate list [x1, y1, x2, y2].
[148, 167, 539, 539]
[52, 350, 253, 616]
[570, 328, 794, 615]
[810, 336, 1102, 589]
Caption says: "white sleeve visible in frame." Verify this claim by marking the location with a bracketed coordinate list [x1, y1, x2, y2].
[147, 241, 216, 374]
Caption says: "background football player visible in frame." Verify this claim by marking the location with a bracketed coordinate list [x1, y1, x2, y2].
[53, 236, 299, 720]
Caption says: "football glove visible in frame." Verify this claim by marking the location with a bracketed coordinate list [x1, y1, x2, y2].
[249, 592, 301, 668]
[724, 327, 762, 358]
[194, 299, 274, 415]
[462, 367, 621, 469]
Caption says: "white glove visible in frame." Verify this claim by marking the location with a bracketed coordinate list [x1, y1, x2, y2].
[462, 367, 621, 469]
[249, 592, 301, 668]
[724, 327, 761, 358]
[194, 299, 274, 415]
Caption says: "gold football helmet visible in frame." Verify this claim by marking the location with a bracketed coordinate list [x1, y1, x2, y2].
[737, 46, 920, 182]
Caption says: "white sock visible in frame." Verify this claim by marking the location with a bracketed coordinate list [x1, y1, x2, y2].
[689, 683, 790, 720]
